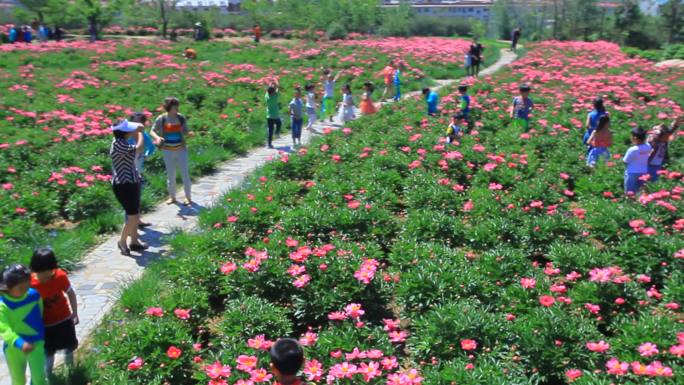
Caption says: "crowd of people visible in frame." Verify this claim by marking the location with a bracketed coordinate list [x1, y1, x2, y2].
[6, 20, 64, 44]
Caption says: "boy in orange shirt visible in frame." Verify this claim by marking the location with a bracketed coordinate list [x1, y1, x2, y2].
[29, 248, 78, 376]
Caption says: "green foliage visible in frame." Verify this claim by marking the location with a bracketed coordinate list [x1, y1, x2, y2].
[325, 22, 347, 41]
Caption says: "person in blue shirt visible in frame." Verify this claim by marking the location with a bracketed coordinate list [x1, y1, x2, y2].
[393, 64, 402, 101]
[423, 88, 439, 116]
[583, 96, 608, 153]
[457, 84, 471, 121]
[8, 26, 17, 43]
[0, 264, 48, 385]
[509, 84, 533, 131]
[23, 26, 32, 44]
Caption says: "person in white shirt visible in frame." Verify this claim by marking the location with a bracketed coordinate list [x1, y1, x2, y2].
[321, 69, 342, 123]
[623, 127, 652, 195]
[304, 84, 318, 131]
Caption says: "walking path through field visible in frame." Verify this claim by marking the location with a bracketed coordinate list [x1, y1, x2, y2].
[0, 48, 517, 384]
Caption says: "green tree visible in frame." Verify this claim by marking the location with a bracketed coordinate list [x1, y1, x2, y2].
[17, 0, 47, 22]
[75, 0, 132, 40]
[491, 0, 512, 40]
[659, 0, 683, 43]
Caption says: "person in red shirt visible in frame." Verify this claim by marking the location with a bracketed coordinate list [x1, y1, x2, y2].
[270, 338, 305, 385]
[29, 248, 78, 376]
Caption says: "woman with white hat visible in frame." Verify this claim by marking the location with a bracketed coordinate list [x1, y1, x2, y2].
[110, 119, 148, 256]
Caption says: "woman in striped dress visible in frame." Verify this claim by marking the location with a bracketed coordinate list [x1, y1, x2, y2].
[110, 119, 147, 256]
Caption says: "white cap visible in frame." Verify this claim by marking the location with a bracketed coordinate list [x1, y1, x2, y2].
[112, 119, 141, 133]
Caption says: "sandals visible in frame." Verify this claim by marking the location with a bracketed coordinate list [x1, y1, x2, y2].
[166, 198, 177, 205]
[130, 242, 149, 252]
[117, 241, 131, 256]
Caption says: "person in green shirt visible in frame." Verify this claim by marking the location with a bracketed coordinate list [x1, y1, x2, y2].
[265, 82, 282, 149]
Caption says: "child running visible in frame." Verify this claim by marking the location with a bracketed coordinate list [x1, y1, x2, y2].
[288, 87, 304, 146]
[623, 127, 652, 195]
[0, 264, 48, 385]
[321, 69, 341, 123]
[457, 84, 471, 121]
[269, 338, 305, 385]
[445, 114, 465, 145]
[510, 84, 533, 131]
[30, 248, 79, 376]
[586, 115, 612, 167]
[359, 82, 378, 115]
[304, 84, 318, 131]
[338, 84, 356, 123]
[422, 87, 439, 116]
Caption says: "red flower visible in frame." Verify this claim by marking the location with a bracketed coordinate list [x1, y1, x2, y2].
[539, 295, 555, 307]
[166, 346, 182, 359]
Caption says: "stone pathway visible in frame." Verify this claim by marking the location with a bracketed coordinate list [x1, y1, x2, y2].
[0, 48, 517, 384]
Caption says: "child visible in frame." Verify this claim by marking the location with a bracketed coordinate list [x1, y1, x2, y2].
[393, 64, 402, 102]
[464, 49, 471, 77]
[583, 97, 608, 156]
[359, 82, 378, 115]
[586, 115, 612, 167]
[445, 114, 465, 145]
[288, 87, 304, 146]
[304, 84, 317, 132]
[422, 88, 439, 116]
[457, 84, 471, 121]
[647, 117, 681, 181]
[623, 127, 652, 195]
[378, 61, 395, 101]
[270, 338, 305, 385]
[30, 248, 79, 376]
[337, 84, 356, 123]
[183, 47, 197, 60]
[509, 84, 533, 131]
[321, 69, 341, 122]
[0, 264, 48, 385]
[264, 83, 282, 149]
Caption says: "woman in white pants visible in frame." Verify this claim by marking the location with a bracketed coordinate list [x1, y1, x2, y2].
[151, 97, 193, 206]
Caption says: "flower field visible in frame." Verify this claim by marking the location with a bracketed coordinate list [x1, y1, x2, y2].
[60, 41, 684, 385]
[0, 36, 478, 268]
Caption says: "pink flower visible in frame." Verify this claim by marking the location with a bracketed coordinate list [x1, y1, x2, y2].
[127, 357, 143, 371]
[328, 311, 347, 321]
[174, 308, 191, 320]
[520, 277, 536, 289]
[638, 342, 659, 357]
[220, 261, 237, 274]
[293, 274, 311, 288]
[381, 356, 399, 371]
[344, 303, 365, 319]
[559, 173, 569, 180]
[236, 355, 258, 372]
[227, 215, 238, 222]
[584, 303, 600, 314]
[383, 318, 401, 331]
[347, 200, 361, 209]
[303, 359, 323, 381]
[645, 361, 673, 377]
[205, 360, 231, 377]
[462, 200, 474, 212]
[299, 331, 318, 346]
[389, 330, 408, 343]
[460, 339, 477, 351]
[329, 362, 357, 379]
[669, 344, 684, 357]
[247, 335, 273, 351]
[2, 183, 13, 190]
[249, 368, 272, 383]
[565, 369, 582, 382]
[358, 361, 382, 381]
[586, 340, 610, 353]
[539, 295, 555, 307]
[145, 307, 163, 317]
[631, 361, 649, 376]
[166, 346, 182, 359]
[606, 357, 629, 375]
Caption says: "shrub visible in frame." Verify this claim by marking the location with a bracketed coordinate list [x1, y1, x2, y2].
[326, 22, 347, 40]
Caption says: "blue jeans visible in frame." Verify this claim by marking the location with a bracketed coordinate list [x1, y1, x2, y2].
[624, 171, 646, 195]
[648, 164, 662, 182]
[586, 147, 610, 166]
[291, 117, 302, 141]
[394, 84, 401, 101]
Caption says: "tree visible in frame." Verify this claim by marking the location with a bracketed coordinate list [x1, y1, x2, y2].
[659, 0, 683, 43]
[17, 0, 48, 22]
[155, 0, 179, 38]
[75, 0, 132, 40]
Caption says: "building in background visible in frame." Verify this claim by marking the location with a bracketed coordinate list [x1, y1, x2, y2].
[381, 0, 494, 22]
[176, 0, 242, 13]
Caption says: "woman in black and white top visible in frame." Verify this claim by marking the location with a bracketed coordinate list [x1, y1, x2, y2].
[111, 119, 148, 256]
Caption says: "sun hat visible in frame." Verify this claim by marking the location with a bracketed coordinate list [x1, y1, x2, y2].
[112, 119, 141, 133]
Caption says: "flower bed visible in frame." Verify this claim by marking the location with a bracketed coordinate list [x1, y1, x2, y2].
[0, 37, 471, 268]
[65, 41, 683, 385]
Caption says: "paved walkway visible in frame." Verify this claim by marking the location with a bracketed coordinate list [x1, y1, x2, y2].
[0, 48, 517, 384]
